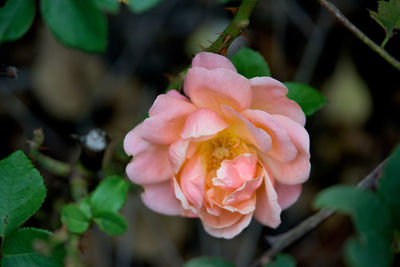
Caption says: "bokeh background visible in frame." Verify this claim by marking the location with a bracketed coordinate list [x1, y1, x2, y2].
[1, 0, 399, 266]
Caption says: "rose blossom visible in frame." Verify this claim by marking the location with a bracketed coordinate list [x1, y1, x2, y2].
[124, 52, 310, 238]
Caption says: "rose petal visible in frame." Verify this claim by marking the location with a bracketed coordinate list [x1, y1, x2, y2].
[260, 115, 310, 185]
[173, 176, 197, 213]
[166, 89, 190, 101]
[254, 169, 282, 228]
[213, 154, 258, 189]
[141, 181, 181, 215]
[180, 154, 205, 209]
[169, 138, 189, 173]
[126, 145, 172, 184]
[141, 116, 185, 145]
[149, 91, 196, 119]
[180, 108, 229, 139]
[192, 52, 237, 72]
[123, 122, 152, 156]
[275, 182, 302, 210]
[200, 209, 242, 229]
[184, 67, 252, 112]
[242, 109, 297, 162]
[222, 106, 271, 153]
[223, 177, 263, 205]
[249, 77, 305, 126]
[203, 213, 253, 239]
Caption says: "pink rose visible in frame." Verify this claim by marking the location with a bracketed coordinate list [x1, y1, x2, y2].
[124, 52, 310, 238]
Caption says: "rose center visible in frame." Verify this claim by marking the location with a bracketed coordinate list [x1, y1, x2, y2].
[200, 129, 248, 171]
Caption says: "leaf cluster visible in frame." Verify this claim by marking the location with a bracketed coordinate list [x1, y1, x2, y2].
[0, 151, 65, 266]
[61, 176, 129, 235]
[0, 0, 164, 52]
[314, 145, 400, 267]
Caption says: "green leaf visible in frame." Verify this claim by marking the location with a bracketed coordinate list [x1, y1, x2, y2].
[40, 0, 107, 52]
[0, 150, 46, 238]
[91, 0, 120, 14]
[183, 257, 235, 267]
[284, 82, 328, 116]
[314, 186, 394, 267]
[266, 254, 296, 267]
[128, 0, 164, 13]
[93, 210, 127, 235]
[1, 227, 65, 267]
[231, 47, 270, 79]
[0, 0, 35, 43]
[370, 0, 400, 42]
[377, 144, 400, 229]
[79, 197, 92, 219]
[60, 204, 90, 234]
[90, 176, 129, 214]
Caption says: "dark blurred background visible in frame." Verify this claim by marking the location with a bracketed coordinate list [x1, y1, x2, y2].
[1, 0, 399, 266]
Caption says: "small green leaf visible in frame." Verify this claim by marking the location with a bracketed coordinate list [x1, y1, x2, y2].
[60, 204, 90, 234]
[0, 150, 46, 238]
[284, 82, 328, 116]
[1, 227, 65, 267]
[91, 0, 120, 14]
[128, 0, 164, 13]
[231, 47, 270, 79]
[370, 0, 400, 43]
[93, 210, 127, 235]
[0, 0, 35, 43]
[90, 176, 129, 214]
[378, 144, 400, 229]
[79, 197, 92, 219]
[266, 254, 296, 267]
[40, 0, 107, 52]
[183, 257, 235, 267]
[314, 186, 394, 267]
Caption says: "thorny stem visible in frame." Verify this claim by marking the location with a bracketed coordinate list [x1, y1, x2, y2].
[29, 128, 72, 177]
[167, 0, 259, 91]
[318, 0, 400, 72]
[249, 160, 387, 267]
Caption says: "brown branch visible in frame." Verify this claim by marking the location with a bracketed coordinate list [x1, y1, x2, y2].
[249, 159, 387, 267]
[167, 0, 259, 91]
[318, 0, 400, 72]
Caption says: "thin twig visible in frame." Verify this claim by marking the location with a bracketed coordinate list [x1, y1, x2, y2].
[249, 159, 387, 267]
[167, 0, 259, 91]
[318, 0, 400, 72]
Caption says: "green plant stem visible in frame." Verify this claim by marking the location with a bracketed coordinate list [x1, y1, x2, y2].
[29, 129, 72, 177]
[381, 35, 390, 48]
[167, 0, 259, 91]
[249, 159, 387, 267]
[318, 0, 400, 72]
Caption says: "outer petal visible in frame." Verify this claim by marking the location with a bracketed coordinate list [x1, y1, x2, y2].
[192, 52, 237, 72]
[249, 77, 305, 126]
[260, 115, 310, 185]
[180, 108, 229, 139]
[140, 116, 185, 145]
[149, 92, 196, 119]
[203, 213, 253, 239]
[222, 106, 271, 153]
[242, 109, 297, 162]
[180, 154, 205, 209]
[254, 170, 282, 228]
[275, 183, 302, 210]
[184, 67, 252, 112]
[141, 182, 181, 215]
[126, 145, 172, 185]
[200, 209, 242, 229]
[123, 122, 152, 156]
